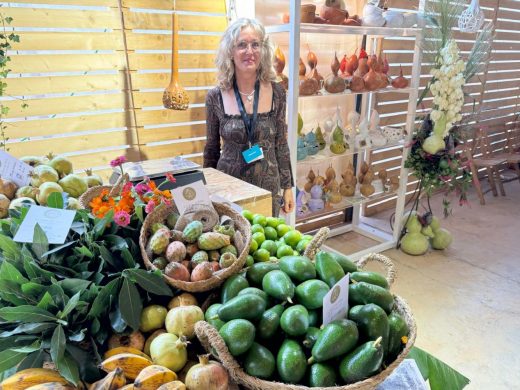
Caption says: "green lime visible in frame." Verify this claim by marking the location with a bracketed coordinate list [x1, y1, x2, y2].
[252, 232, 266, 246]
[253, 248, 271, 262]
[242, 210, 254, 222]
[253, 214, 267, 227]
[246, 255, 254, 267]
[276, 224, 291, 238]
[276, 244, 295, 259]
[266, 217, 281, 228]
[296, 239, 311, 253]
[275, 240, 285, 249]
[269, 256, 278, 262]
[264, 226, 278, 241]
[260, 240, 278, 256]
[277, 217, 286, 225]
[249, 239, 258, 254]
[251, 224, 265, 234]
[302, 234, 313, 241]
[283, 230, 303, 248]
[293, 250, 299, 256]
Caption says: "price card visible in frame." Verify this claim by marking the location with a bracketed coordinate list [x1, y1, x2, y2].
[13, 205, 76, 244]
[171, 180, 212, 215]
[322, 273, 350, 326]
[0, 151, 33, 187]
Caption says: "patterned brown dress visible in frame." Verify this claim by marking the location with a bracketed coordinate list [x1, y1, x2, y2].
[203, 82, 294, 216]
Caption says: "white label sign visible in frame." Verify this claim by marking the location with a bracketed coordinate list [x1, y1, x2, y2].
[0, 151, 33, 187]
[322, 273, 350, 326]
[13, 205, 76, 244]
[170, 180, 212, 215]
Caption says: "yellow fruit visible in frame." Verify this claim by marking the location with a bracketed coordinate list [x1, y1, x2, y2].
[99, 353, 152, 381]
[103, 346, 151, 361]
[25, 383, 75, 390]
[167, 293, 198, 310]
[89, 367, 126, 390]
[165, 305, 204, 339]
[144, 329, 166, 356]
[107, 331, 145, 351]
[134, 365, 177, 390]
[140, 305, 168, 332]
[150, 333, 188, 372]
[157, 381, 186, 390]
[0, 368, 70, 390]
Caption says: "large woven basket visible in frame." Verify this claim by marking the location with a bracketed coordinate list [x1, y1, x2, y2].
[78, 173, 129, 210]
[194, 251, 416, 390]
[140, 202, 251, 293]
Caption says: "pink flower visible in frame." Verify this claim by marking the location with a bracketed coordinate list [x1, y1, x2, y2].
[110, 155, 127, 168]
[122, 182, 133, 193]
[162, 198, 172, 206]
[145, 200, 156, 214]
[135, 182, 150, 195]
[165, 173, 176, 183]
[114, 210, 131, 227]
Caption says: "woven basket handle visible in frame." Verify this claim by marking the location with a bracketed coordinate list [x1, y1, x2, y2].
[108, 173, 130, 197]
[356, 253, 396, 287]
[303, 227, 330, 260]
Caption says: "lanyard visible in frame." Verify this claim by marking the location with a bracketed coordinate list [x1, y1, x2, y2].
[233, 78, 260, 148]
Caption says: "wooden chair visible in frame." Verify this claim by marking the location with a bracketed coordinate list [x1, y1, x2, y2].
[460, 128, 507, 205]
[491, 125, 520, 184]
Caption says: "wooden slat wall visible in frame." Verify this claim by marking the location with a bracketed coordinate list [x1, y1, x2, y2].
[364, 0, 519, 216]
[4, 0, 226, 177]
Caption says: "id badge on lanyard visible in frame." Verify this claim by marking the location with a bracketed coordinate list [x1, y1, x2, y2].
[233, 79, 264, 164]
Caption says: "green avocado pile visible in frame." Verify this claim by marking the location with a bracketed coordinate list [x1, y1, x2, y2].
[205, 251, 410, 386]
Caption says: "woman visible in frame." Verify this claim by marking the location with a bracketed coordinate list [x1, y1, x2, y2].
[203, 18, 294, 217]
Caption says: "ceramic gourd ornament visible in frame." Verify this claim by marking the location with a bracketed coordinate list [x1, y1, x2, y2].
[308, 185, 325, 211]
[305, 131, 320, 156]
[274, 46, 289, 90]
[327, 180, 343, 203]
[340, 161, 356, 197]
[400, 214, 430, 255]
[362, 0, 386, 27]
[298, 113, 304, 136]
[315, 123, 326, 150]
[430, 216, 453, 250]
[297, 135, 308, 161]
[355, 119, 371, 149]
[296, 188, 311, 218]
[304, 168, 316, 192]
[330, 122, 347, 154]
[368, 110, 387, 147]
[358, 161, 375, 197]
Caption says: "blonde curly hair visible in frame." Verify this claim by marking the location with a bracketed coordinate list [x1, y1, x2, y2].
[215, 18, 276, 90]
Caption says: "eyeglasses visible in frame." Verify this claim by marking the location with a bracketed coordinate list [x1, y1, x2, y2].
[235, 40, 262, 53]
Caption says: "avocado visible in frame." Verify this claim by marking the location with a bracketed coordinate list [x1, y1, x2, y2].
[238, 287, 269, 304]
[295, 279, 330, 310]
[247, 261, 280, 286]
[219, 319, 256, 356]
[329, 252, 358, 273]
[348, 303, 389, 355]
[349, 282, 394, 313]
[308, 310, 321, 327]
[309, 319, 359, 363]
[221, 273, 249, 303]
[277, 339, 307, 384]
[244, 342, 276, 379]
[279, 255, 316, 282]
[205, 303, 226, 330]
[350, 271, 389, 289]
[262, 270, 295, 303]
[302, 327, 321, 349]
[339, 337, 384, 383]
[217, 294, 266, 322]
[258, 304, 285, 339]
[280, 304, 309, 337]
[315, 251, 345, 288]
[387, 311, 409, 362]
[308, 362, 337, 387]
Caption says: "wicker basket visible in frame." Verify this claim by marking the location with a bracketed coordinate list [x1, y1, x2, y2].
[194, 252, 416, 390]
[140, 202, 251, 293]
[78, 173, 129, 210]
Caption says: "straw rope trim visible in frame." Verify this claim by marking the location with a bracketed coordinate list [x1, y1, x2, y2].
[356, 253, 396, 287]
[303, 227, 330, 260]
[78, 173, 129, 209]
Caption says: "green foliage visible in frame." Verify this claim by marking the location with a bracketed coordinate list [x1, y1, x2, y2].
[0, 209, 173, 384]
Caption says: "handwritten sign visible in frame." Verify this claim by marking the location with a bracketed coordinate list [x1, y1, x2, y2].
[0, 151, 33, 187]
[13, 205, 76, 244]
[322, 273, 350, 326]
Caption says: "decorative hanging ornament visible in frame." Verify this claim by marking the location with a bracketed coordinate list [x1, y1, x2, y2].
[458, 0, 485, 33]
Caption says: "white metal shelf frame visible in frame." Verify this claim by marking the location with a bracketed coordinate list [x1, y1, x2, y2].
[254, 0, 424, 260]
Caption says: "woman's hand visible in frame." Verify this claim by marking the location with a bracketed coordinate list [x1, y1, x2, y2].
[282, 188, 294, 214]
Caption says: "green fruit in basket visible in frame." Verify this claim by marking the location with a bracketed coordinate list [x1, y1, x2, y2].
[315, 251, 345, 288]
[246, 255, 254, 267]
[351, 271, 389, 289]
[219, 252, 237, 269]
[246, 262, 280, 287]
[302, 327, 321, 349]
[295, 279, 330, 310]
[260, 240, 277, 256]
[387, 311, 409, 362]
[152, 222, 169, 234]
[253, 248, 271, 263]
[295, 239, 311, 254]
[339, 337, 384, 384]
[309, 363, 337, 387]
[266, 217, 281, 228]
[276, 224, 291, 238]
[221, 273, 249, 304]
[349, 282, 395, 314]
[262, 270, 295, 303]
[220, 244, 238, 257]
[251, 232, 266, 246]
[148, 228, 171, 255]
[276, 244, 294, 259]
[205, 303, 226, 331]
[191, 250, 209, 265]
[217, 294, 266, 322]
[309, 319, 359, 364]
[249, 239, 258, 254]
[283, 230, 302, 248]
[219, 319, 256, 356]
[308, 310, 320, 327]
[152, 257, 168, 270]
[182, 221, 203, 243]
[242, 209, 254, 222]
[264, 226, 278, 241]
[166, 212, 180, 229]
[252, 214, 267, 227]
[328, 252, 359, 273]
[238, 287, 269, 304]
[197, 232, 231, 251]
[257, 304, 284, 340]
[279, 256, 316, 282]
[208, 250, 220, 262]
[58, 174, 88, 198]
[277, 339, 307, 384]
[251, 224, 265, 234]
[348, 303, 389, 355]
[214, 224, 235, 238]
[280, 304, 309, 337]
[244, 342, 276, 379]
